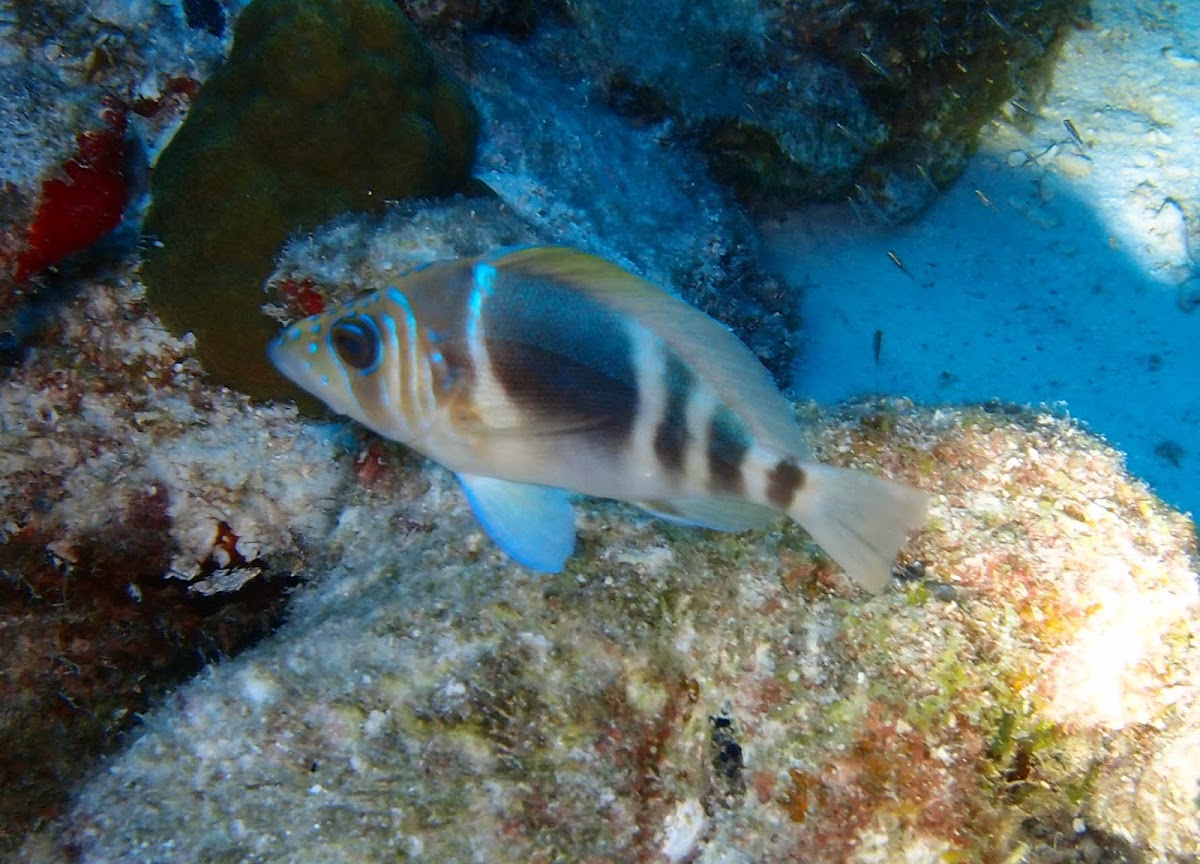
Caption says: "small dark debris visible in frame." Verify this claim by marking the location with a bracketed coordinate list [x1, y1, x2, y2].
[893, 560, 926, 581]
[894, 562, 956, 600]
[1154, 439, 1185, 468]
[606, 73, 674, 126]
[981, 398, 1030, 417]
[393, 515, 434, 536]
[926, 582, 958, 602]
[713, 738, 743, 782]
[1018, 814, 1144, 864]
[184, 0, 225, 37]
[1146, 353, 1162, 372]
[706, 712, 746, 809]
[860, 411, 897, 434]
[0, 331, 30, 368]
[1004, 738, 1034, 786]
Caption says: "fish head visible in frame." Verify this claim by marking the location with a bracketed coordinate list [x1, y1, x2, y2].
[269, 290, 418, 441]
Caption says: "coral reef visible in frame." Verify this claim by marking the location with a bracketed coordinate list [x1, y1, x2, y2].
[264, 31, 805, 390]
[0, 274, 347, 849]
[0, 68, 119, 310]
[5, 0, 804, 392]
[139, 0, 479, 403]
[0, 2, 802, 844]
[510, 0, 1087, 218]
[12, 101, 131, 285]
[399, 0, 545, 37]
[774, 0, 1089, 218]
[0, 280, 345, 589]
[24, 401, 1200, 863]
[0, 0, 227, 328]
[3, 2, 1196, 861]
[0, 491, 293, 848]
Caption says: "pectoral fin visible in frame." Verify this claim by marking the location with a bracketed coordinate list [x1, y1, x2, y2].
[456, 473, 576, 572]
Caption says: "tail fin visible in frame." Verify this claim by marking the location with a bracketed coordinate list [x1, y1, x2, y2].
[789, 463, 930, 594]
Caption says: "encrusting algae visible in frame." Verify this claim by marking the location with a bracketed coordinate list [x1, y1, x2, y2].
[23, 399, 1199, 864]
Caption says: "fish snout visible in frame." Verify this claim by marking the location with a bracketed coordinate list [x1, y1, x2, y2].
[267, 331, 310, 389]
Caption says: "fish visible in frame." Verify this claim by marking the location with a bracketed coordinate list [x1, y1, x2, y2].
[1063, 118, 1086, 149]
[269, 246, 929, 591]
[886, 250, 914, 280]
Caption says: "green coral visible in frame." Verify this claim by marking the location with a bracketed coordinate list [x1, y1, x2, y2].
[140, 0, 478, 402]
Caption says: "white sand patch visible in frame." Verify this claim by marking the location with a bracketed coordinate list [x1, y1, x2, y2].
[765, 0, 1199, 523]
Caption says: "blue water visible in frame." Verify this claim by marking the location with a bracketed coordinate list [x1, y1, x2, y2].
[766, 153, 1198, 524]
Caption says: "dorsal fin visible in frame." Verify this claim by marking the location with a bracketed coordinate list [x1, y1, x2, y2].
[485, 246, 810, 457]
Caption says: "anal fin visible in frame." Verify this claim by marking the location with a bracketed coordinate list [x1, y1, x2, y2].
[637, 498, 779, 532]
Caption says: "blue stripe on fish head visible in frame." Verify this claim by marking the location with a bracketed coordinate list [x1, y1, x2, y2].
[473, 261, 498, 295]
[466, 262, 497, 353]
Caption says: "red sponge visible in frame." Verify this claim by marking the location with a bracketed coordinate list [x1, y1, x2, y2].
[15, 106, 129, 284]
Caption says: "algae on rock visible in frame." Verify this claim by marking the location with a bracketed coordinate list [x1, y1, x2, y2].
[0, 275, 347, 849]
[140, 0, 479, 403]
[28, 402, 1200, 863]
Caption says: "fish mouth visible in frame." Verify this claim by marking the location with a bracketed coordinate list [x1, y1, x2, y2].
[266, 336, 284, 370]
[267, 336, 303, 387]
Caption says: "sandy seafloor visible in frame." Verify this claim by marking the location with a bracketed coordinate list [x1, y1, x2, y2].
[767, 0, 1199, 526]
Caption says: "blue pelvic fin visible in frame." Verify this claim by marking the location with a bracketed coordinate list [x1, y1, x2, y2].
[456, 473, 576, 572]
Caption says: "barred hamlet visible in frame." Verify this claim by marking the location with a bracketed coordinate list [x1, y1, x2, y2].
[270, 246, 929, 590]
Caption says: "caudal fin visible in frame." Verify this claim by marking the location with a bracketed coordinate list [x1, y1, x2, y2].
[789, 463, 930, 593]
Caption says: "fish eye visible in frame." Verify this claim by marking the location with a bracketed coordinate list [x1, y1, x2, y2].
[330, 316, 381, 372]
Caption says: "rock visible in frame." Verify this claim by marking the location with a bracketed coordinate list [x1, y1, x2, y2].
[512, 0, 1089, 219]
[27, 402, 1200, 863]
[0, 277, 347, 846]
